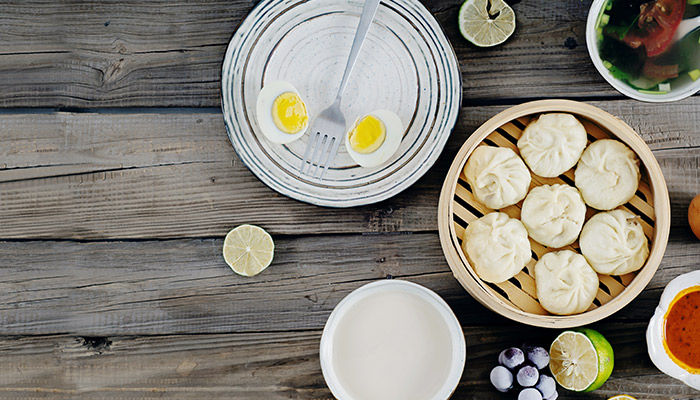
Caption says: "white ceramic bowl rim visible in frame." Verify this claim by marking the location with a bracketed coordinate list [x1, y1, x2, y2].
[586, 0, 700, 102]
[646, 270, 700, 390]
[319, 279, 467, 400]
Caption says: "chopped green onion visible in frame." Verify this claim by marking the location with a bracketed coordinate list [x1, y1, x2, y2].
[595, 10, 610, 30]
[605, 0, 613, 10]
[688, 0, 700, 5]
[604, 60, 635, 82]
[658, 82, 671, 92]
[689, 69, 700, 81]
[638, 89, 669, 95]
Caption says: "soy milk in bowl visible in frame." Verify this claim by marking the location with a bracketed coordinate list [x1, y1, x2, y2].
[320, 280, 466, 400]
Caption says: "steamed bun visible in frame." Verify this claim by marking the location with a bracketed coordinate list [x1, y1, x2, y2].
[535, 250, 599, 315]
[462, 212, 531, 284]
[517, 113, 587, 177]
[464, 146, 531, 209]
[575, 139, 640, 210]
[520, 184, 586, 248]
[579, 209, 649, 275]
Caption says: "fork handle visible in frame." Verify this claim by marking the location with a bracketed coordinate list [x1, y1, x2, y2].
[334, 0, 381, 104]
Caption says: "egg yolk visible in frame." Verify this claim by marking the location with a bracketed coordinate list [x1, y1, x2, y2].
[271, 92, 308, 134]
[348, 115, 386, 154]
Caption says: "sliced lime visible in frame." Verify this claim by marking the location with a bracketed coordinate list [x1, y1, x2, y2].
[458, 0, 516, 47]
[223, 225, 275, 277]
[550, 329, 614, 392]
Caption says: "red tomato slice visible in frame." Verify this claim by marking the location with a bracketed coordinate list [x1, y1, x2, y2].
[637, 0, 685, 56]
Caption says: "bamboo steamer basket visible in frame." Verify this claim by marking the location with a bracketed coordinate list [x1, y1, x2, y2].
[438, 100, 670, 328]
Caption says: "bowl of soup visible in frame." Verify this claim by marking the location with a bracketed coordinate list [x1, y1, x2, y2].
[320, 279, 466, 400]
[647, 270, 700, 390]
[586, 0, 700, 102]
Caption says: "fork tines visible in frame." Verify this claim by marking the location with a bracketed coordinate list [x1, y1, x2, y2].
[300, 132, 341, 180]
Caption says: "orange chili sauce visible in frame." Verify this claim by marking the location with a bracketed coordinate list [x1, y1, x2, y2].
[663, 286, 700, 373]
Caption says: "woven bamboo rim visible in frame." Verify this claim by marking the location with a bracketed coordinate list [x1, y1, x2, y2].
[438, 100, 670, 328]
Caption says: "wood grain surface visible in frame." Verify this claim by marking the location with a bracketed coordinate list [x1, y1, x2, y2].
[2, 0, 700, 398]
[1, 98, 699, 239]
[0, 232, 697, 335]
[0, 0, 651, 108]
[0, 323, 697, 399]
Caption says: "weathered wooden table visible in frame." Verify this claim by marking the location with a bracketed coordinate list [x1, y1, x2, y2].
[1, 1, 698, 399]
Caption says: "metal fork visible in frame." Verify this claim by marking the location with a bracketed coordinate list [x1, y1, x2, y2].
[300, 0, 381, 179]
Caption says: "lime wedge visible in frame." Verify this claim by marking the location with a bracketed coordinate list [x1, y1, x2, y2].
[550, 331, 598, 391]
[577, 328, 615, 392]
[223, 225, 275, 277]
[458, 0, 516, 47]
[549, 328, 614, 392]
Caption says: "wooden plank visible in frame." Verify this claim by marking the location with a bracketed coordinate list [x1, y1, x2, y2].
[0, 233, 464, 335]
[0, 0, 252, 108]
[0, 322, 694, 399]
[0, 111, 437, 238]
[0, 232, 696, 335]
[1, 100, 699, 239]
[0, 0, 678, 108]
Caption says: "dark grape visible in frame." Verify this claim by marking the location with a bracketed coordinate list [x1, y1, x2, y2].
[516, 365, 539, 387]
[490, 365, 514, 393]
[498, 347, 525, 369]
[518, 388, 543, 400]
[526, 346, 550, 370]
[535, 374, 556, 398]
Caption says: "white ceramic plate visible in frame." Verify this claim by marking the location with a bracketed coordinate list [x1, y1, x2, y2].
[647, 270, 700, 390]
[221, 0, 461, 207]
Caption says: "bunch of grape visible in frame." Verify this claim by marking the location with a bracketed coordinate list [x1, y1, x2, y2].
[490, 345, 558, 400]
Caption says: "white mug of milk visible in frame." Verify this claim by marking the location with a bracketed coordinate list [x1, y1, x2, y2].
[320, 279, 466, 400]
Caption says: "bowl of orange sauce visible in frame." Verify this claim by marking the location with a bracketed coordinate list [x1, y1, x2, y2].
[647, 270, 700, 390]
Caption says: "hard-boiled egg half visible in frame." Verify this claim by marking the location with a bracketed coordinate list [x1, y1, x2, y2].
[344, 110, 403, 168]
[256, 81, 309, 144]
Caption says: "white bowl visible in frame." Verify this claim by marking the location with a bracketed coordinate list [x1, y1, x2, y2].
[320, 280, 466, 400]
[586, 0, 700, 102]
[646, 270, 700, 390]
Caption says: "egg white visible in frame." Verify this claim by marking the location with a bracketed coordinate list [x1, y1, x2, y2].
[255, 81, 308, 144]
[344, 110, 404, 168]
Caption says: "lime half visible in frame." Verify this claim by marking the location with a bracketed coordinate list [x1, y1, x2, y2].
[458, 0, 516, 47]
[223, 224, 275, 277]
[549, 328, 614, 392]
[577, 328, 614, 392]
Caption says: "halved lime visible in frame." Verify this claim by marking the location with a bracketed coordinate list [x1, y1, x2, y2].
[550, 328, 614, 392]
[458, 0, 516, 47]
[223, 224, 275, 276]
[577, 328, 614, 392]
